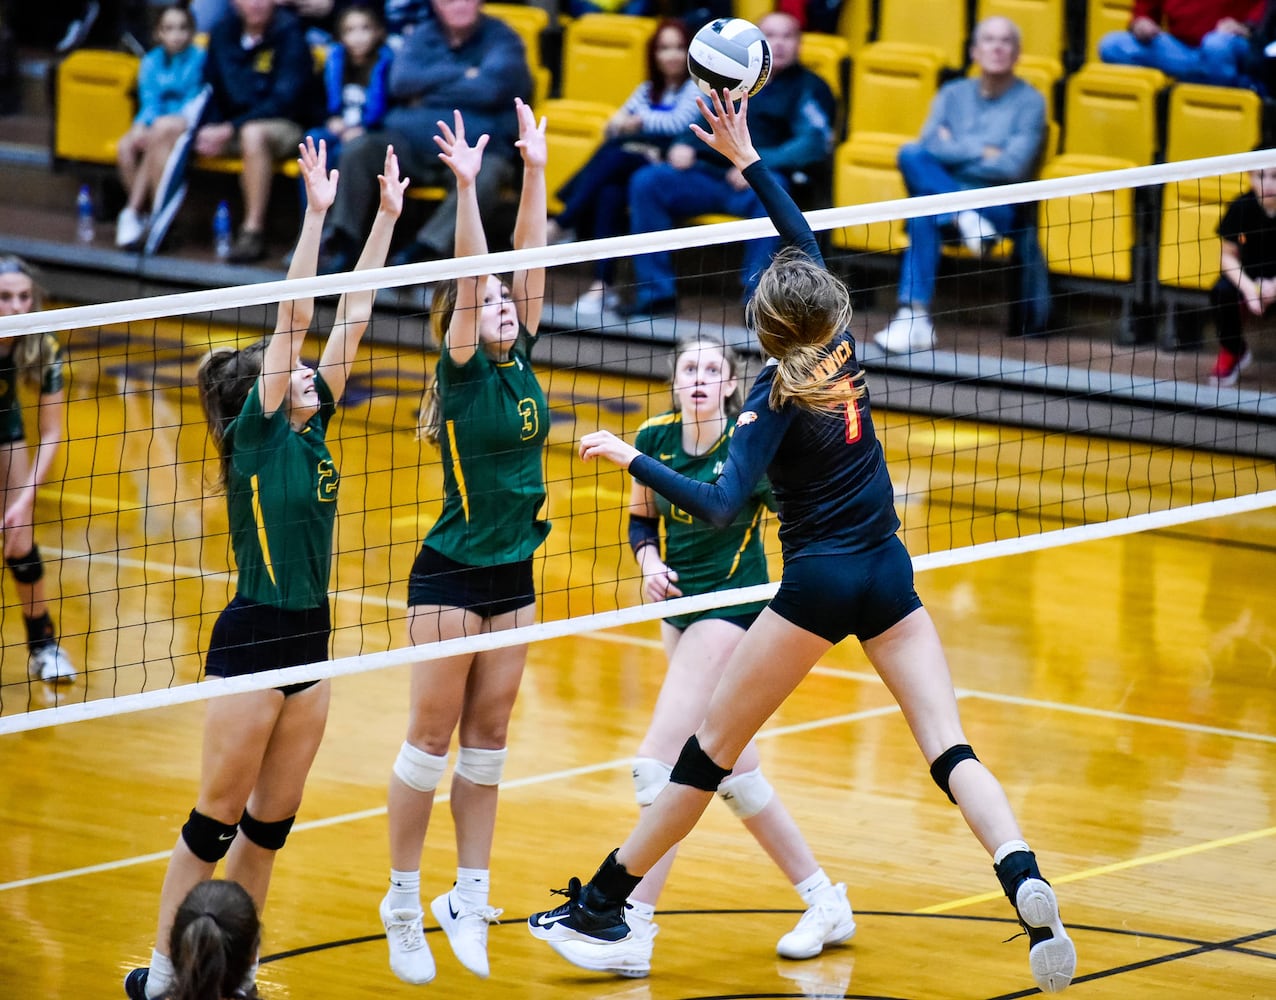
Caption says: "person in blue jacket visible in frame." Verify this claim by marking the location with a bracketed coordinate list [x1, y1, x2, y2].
[527, 90, 1079, 998]
[307, 5, 392, 160]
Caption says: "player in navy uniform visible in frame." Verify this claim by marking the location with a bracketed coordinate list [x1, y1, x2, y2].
[124, 139, 407, 1000]
[378, 98, 549, 986]
[528, 91, 1077, 995]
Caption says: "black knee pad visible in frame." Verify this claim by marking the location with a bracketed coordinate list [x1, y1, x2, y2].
[669, 734, 731, 792]
[238, 809, 295, 851]
[6, 546, 43, 584]
[180, 808, 239, 863]
[930, 744, 979, 804]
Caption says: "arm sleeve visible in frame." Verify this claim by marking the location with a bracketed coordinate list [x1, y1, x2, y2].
[389, 23, 529, 110]
[629, 375, 791, 529]
[742, 160, 823, 266]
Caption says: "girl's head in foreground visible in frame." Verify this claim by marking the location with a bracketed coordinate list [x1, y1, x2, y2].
[746, 247, 862, 412]
[670, 333, 743, 421]
[168, 879, 260, 1000]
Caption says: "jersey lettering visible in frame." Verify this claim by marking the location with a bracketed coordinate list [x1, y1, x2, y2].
[518, 397, 539, 441]
[669, 504, 693, 525]
[843, 381, 862, 444]
[316, 458, 338, 502]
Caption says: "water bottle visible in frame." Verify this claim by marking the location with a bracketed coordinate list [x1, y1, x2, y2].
[213, 200, 233, 261]
[75, 184, 95, 244]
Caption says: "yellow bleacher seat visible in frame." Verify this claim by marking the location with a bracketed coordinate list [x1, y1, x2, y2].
[55, 50, 140, 164]
[559, 14, 657, 108]
[876, 0, 969, 71]
[1086, 0, 1133, 64]
[541, 99, 613, 214]
[1158, 83, 1262, 291]
[836, 0, 874, 57]
[976, 0, 1066, 64]
[1055, 63, 1165, 163]
[847, 43, 943, 143]
[485, 1, 550, 105]
[800, 31, 851, 107]
[829, 138, 909, 254]
[733, 0, 772, 24]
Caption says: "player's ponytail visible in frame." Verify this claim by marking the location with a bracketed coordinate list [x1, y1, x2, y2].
[168, 880, 260, 1000]
[415, 279, 458, 446]
[197, 340, 267, 490]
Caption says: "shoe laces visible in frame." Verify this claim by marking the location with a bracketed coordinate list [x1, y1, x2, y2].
[549, 876, 582, 903]
[456, 901, 504, 926]
[385, 910, 426, 951]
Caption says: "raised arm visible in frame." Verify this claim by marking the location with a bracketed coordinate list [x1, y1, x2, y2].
[436, 110, 490, 368]
[690, 90, 822, 265]
[511, 98, 547, 336]
[260, 138, 338, 416]
[318, 145, 408, 401]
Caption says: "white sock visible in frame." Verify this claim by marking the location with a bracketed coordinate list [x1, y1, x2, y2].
[146, 950, 174, 999]
[387, 869, 421, 912]
[624, 898, 656, 925]
[794, 868, 833, 905]
[993, 840, 1032, 867]
[453, 866, 489, 910]
[239, 955, 259, 994]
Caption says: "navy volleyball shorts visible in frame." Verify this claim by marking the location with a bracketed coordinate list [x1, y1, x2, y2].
[768, 535, 923, 644]
[205, 595, 331, 696]
[407, 544, 535, 618]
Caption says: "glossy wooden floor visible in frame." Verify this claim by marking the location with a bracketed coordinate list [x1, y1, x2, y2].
[1, 318, 1274, 998]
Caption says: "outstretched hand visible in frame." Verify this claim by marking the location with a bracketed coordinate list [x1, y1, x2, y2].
[377, 144, 410, 218]
[435, 109, 488, 186]
[689, 89, 760, 172]
[514, 96, 548, 169]
[298, 136, 339, 212]
[579, 429, 640, 468]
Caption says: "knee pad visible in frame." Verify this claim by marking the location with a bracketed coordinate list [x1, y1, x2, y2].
[631, 757, 672, 807]
[454, 745, 506, 786]
[393, 742, 448, 793]
[929, 744, 979, 804]
[6, 546, 43, 584]
[180, 808, 239, 863]
[717, 767, 773, 819]
[238, 809, 295, 851]
[668, 734, 731, 792]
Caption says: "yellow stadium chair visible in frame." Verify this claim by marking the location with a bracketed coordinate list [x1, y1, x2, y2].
[55, 49, 140, 164]
[976, 0, 1066, 64]
[836, 0, 874, 57]
[876, 0, 969, 70]
[1086, 0, 1133, 64]
[800, 31, 850, 105]
[541, 99, 613, 214]
[847, 43, 943, 144]
[829, 138, 909, 254]
[733, 0, 772, 24]
[1056, 63, 1165, 163]
[486, 2, 549, 66]
[559, 14, 657, 108]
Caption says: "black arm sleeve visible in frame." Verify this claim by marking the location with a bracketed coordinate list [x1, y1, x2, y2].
[742, 159, 823, 267]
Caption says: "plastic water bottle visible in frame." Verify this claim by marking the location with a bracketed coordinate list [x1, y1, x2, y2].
[213, 200, 233, 261]
[75, 184, 95, 244]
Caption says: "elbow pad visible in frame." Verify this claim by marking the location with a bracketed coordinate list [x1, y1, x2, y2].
[628, 514, 660, 557]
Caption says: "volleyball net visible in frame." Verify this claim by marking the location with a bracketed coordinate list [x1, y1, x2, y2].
[0, 148, 1273, 733]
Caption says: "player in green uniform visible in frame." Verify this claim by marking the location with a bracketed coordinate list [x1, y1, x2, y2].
[548, 335, 854, 978]
[379, 98, 549, 986]
[0, 256, 76, 683]
[124, 139, 407, 1000]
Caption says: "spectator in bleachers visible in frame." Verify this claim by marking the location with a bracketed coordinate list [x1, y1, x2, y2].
[567, 0, 651, 16]
[1098, 0, 1264, 89]
[873, 16, 1048, 354]
[114, 5, 206, 249]
[1206, 160, 1276, 386]
[775, 0, 845, 34]
[304, 4, 392, 170]
[195, 0, 316, 263]
[548, 17, 700, 315]
[621, 11, 835, 318]
[320, 0, 531, 272]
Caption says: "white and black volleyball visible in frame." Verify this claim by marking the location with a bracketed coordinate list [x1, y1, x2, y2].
[687, 17, 772, 100]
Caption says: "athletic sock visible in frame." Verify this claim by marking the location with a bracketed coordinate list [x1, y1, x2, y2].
[453, 866, 490, 910]
[794, 868, 833, 905]
[146, 950, 174, 999]
[387, 869, 421, 912]
[624, 897, 656, 925]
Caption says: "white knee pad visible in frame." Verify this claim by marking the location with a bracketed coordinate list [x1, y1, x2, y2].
[632, 757, 672, 807]
[393, 742, 448, 793]
[454, 745, 506, 786]
[717, 767, 774, 819]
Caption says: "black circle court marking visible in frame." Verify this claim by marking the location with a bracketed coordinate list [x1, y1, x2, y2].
[259, 907, 1276, 999]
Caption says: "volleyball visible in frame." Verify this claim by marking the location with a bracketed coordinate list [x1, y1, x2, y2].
[687, 17, 772, 100]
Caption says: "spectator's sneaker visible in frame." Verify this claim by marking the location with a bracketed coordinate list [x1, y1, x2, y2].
[1208, 345, 1253, 388]
[1013, 877, 1075, 993]
[430, 889, 502, 979]
[380, 893, 435, 984]
[123, 968, 148, 1000]
[955, 209, 999, 255]
[228, 229, 265, 265]
[547, 914, 657, 978]
[528, 877, 631, 945]
[776, 882, 857, 960]
[115, 207, 146, 249]
[29, 643, 75, 684]
[872, 306, 936, 354]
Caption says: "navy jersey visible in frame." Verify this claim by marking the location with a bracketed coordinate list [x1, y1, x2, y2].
[628, 160, 900, 561]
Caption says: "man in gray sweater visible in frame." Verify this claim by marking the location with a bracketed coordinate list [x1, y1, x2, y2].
[874, 16, 1048, 353]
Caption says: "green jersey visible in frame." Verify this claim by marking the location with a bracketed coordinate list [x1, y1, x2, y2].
[224, 374, 338, 610]
[634, 412, 773, 617]
[0, 335, 67, 444]
[424, 330, 551, 566]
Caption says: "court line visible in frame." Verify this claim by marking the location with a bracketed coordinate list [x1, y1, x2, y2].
[916, 824, 1276, 915]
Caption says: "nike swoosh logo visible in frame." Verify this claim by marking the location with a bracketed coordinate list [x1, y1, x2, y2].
[448, 899, 459, 920]
[531, 911, 570, 927]
[217, 832, 235, 841]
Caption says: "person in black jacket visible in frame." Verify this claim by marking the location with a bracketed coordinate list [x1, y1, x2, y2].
[196, 0, 316, 262]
